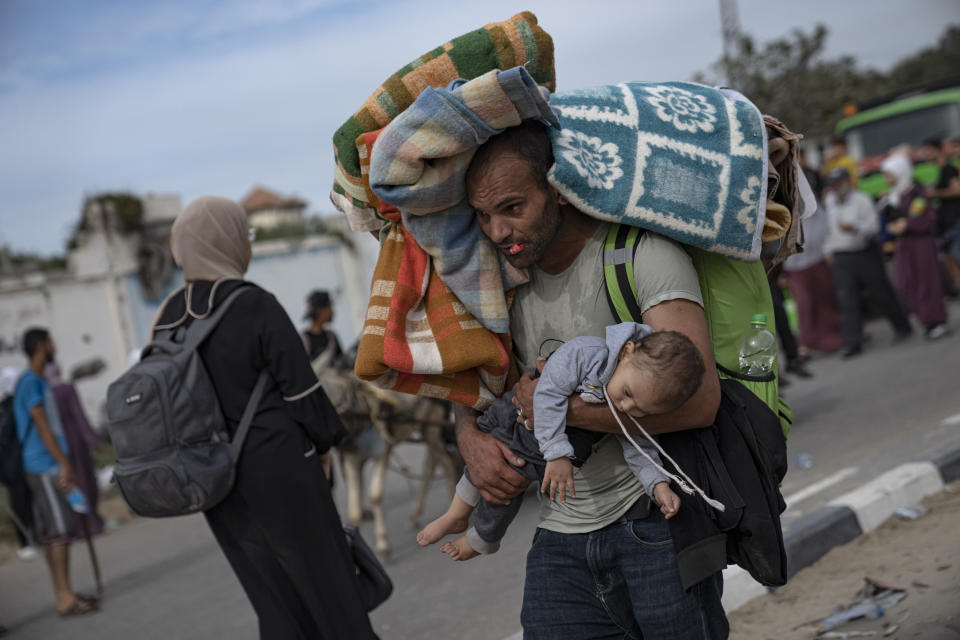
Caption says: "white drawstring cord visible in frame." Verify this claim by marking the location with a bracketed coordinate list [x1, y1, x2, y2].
[603, 385, 726, 513]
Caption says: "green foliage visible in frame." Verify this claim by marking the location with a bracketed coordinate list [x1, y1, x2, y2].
[883, 26, 960, 95]
[252, 216, 356, 251]
[694, 24, 960, 140]
[81, 193, 144, 233]
[0, 246, 67, 273]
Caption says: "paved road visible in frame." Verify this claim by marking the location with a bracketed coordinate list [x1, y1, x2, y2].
[1, 302, 958, 639]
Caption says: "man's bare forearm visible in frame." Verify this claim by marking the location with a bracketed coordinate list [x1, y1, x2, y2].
[454, 404, 481, 439]
[29, 406, 70, 468]
[565, 375, 718, 436]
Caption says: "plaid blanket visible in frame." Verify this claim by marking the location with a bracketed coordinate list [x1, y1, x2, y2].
[371, 67, 557, 334]
[353, 68, 553, 409]
[355, 213, 517, 410]
[331, 11, 555, 234]
[334, 15, 556, 409]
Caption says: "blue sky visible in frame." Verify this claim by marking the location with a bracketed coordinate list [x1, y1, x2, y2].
[1, 0, 957, 254]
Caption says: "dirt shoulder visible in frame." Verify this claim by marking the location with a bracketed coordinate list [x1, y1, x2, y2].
[729, 480, 960, 639]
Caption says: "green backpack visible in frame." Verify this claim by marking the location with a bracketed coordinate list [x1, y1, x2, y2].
[602, 224, 792, 437]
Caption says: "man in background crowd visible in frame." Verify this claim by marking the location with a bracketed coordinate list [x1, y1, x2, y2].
[301, 289, 345, 370]
[822, 137, 859, 188]
[12, 328, 98, 617]
[823, 169, 913, 357]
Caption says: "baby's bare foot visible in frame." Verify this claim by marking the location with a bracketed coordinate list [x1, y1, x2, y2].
[417, 513, 469, 547]
[439, 535, 480, 561]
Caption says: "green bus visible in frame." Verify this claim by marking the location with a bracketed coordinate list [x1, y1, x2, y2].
[835, 87, 960, 196]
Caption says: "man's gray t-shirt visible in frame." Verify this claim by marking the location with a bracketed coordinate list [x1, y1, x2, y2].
[510, 222, 703, 534]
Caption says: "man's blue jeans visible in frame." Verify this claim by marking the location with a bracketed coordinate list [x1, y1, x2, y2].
[520, 511, 728, 639]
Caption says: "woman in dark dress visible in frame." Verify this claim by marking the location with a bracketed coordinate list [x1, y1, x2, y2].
[154, 196, 377, 639]
[881, 154, 949, 339]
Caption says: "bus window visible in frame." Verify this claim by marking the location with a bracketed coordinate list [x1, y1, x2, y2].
[844, 102, 960, 161]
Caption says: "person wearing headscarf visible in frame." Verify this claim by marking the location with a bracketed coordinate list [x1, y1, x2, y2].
[881, 154, 949, 339]
[783, 196, 843, 355]
[43, 362, 104, 536]
[152, 196, 377, 639]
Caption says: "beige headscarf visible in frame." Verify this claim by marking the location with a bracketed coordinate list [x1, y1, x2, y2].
[151, 196, 252, 335]
[171, 196, 251, 282]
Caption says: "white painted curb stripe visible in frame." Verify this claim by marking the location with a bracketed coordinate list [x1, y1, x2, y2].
[827, 461, 944, 533]
[941, 412, 960, 427]
[783, 467, 859, 509]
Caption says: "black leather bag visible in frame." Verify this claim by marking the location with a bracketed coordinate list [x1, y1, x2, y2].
[344, 524, 393, 611]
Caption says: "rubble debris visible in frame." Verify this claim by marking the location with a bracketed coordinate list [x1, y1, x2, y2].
[816, 578, 907, 634]
[893, 505, 927, 520]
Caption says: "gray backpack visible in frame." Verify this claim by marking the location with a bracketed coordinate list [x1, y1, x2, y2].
[106, 286, 268, 517]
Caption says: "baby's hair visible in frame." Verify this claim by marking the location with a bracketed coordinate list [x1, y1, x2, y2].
[628, 331, 705, 411]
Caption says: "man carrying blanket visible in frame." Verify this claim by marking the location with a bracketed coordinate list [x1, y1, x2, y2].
[365, 67, 733, 637]
[458, 121, 727, 640]
[336, 14, 796, 636]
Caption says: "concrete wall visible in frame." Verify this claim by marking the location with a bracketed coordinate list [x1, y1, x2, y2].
[0, 274, 137, 426]
[1, 231, 378, 429]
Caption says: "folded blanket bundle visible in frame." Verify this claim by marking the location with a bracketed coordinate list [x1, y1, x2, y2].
[331, 11, 555, 233]
[356, 218, 517, 410]
[331, 13, 806, 409]
[332, 13, 557, 409]
[546, 82, 768, 261]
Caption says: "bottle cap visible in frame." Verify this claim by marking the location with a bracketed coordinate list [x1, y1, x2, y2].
[750, 314, 767, 324]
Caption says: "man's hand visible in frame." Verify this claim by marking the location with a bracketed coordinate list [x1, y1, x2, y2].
[839, 222, 856, 233]
[457, 421, 530, 505]
[56, 462, 76, 492]
[513, 357, 546, 428]
[541, 458, 576, 503]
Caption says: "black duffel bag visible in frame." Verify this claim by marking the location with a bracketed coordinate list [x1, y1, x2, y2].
[344, 524, 393, 611]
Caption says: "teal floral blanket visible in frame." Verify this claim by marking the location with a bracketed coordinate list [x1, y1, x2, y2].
[366, 69, 770, 333]
[547, 82, 767, 261]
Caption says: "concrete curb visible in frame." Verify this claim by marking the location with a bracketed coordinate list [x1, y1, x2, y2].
[784, 506, 861, 580]
[726, 440, 960, 613]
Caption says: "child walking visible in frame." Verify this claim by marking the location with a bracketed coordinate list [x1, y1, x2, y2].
[418, 323, 706, 560]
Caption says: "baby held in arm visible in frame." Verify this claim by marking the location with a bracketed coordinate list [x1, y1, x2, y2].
[417, 323, 706, 561]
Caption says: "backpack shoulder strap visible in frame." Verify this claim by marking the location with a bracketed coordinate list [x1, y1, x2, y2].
[231, 369, 269, 461]
[180, 284, 256, 353]
[603, 223, 645, 323]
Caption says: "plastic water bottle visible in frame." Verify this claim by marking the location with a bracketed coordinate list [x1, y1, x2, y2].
[738, 314, 776, 376]
[65, 487, 89, 514]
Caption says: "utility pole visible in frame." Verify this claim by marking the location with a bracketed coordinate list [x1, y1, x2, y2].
[719, 0, 742, 88]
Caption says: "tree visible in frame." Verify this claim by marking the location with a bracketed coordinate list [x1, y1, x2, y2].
[694, 24, 960, 140]
[882, 25, 960, 94]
